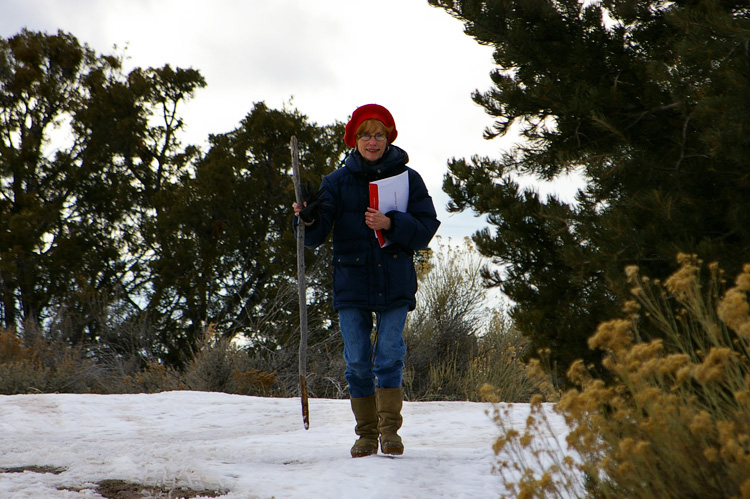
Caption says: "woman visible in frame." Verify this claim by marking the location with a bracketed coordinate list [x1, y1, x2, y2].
[293, 104, 440, 457]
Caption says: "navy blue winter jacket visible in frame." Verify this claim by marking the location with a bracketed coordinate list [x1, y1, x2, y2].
[295, 144, 440, 312]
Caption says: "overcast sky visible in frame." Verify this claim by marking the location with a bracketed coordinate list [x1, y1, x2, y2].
[1, 0, 580, 242]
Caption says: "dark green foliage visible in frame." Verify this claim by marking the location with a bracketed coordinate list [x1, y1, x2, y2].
[429, 0, 750, 377]
[146, 102, 346, 366]
[1, 29, 110, 330]
[0, 29, 206, 351]
[0, 30, 346, 371]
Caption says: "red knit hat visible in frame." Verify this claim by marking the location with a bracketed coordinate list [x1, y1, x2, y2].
[344, 104, 398, 148]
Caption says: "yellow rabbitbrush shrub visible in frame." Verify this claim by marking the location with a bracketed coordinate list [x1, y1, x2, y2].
[487, 255, 750, 498]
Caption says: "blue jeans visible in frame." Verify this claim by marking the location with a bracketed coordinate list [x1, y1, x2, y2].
[338, 306, 408, 398]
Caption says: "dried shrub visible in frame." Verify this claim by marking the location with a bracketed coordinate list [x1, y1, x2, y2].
[404, 238, 556, 402]
[408, 312, 558, 402]
[124, 361, 184, 393]
[181, 325, 276, 396]
[0, 329, 104, 394]
[0, 322, 280, 396]
[483, 389, 585, 499]
[488, 255, 750, 498]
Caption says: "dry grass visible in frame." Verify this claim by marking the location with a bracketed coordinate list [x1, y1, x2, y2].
[486, 255, 750, 498]
[404, 237, 558, 402]
[0, 323, 276, 396]
[0, 331, 106, 394]
[406, 314, 559, 402]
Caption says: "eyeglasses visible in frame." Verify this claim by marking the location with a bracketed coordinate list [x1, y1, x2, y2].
[358, 133, 387, 142]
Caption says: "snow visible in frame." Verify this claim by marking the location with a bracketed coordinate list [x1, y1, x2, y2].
[0, 392, 572, 498]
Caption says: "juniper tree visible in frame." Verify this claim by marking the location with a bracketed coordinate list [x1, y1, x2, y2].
[147, 102, 347, 366]
[0, 30, 205, 342]
[429, 0, 750, 377]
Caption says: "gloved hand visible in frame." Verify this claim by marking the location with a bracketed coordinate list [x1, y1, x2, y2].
[298, 181, 331, 223]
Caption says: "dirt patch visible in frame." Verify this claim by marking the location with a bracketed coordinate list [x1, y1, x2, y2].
[0, 467, 227, 498]
[0, 465, 66, 474]
[93, 480, 227, 499]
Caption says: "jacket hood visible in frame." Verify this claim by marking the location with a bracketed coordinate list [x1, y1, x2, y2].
[344, 144, 409, 177]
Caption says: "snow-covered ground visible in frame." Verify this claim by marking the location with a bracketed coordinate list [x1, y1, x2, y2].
[0, 392, 571, 498]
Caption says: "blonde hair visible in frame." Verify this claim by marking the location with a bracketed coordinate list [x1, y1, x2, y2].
[356, 119, 393, 140]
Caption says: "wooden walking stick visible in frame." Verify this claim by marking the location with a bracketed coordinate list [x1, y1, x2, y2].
[290, 136, 310, 430]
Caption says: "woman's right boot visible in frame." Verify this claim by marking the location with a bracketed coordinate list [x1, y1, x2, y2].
[350, 394, 379, 458]
[376, 387, 404, 455]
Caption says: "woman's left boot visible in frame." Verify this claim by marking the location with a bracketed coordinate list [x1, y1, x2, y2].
[376, 387, 404, 455]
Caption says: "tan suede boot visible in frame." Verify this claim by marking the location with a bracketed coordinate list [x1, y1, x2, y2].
[376, 387, 404, 455]
[350, 394, 379, 458]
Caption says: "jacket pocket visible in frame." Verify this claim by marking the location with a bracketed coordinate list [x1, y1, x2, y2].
[384, 250, 417, 304]
[332, 253, 369, 305]
[333, 253, 367, 267]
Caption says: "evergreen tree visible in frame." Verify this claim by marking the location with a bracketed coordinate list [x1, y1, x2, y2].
[0, 29, 346, 369]
[0, 30, 205, 347]
[429, 0, 750, 376]
[146, 102, 346, 366]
